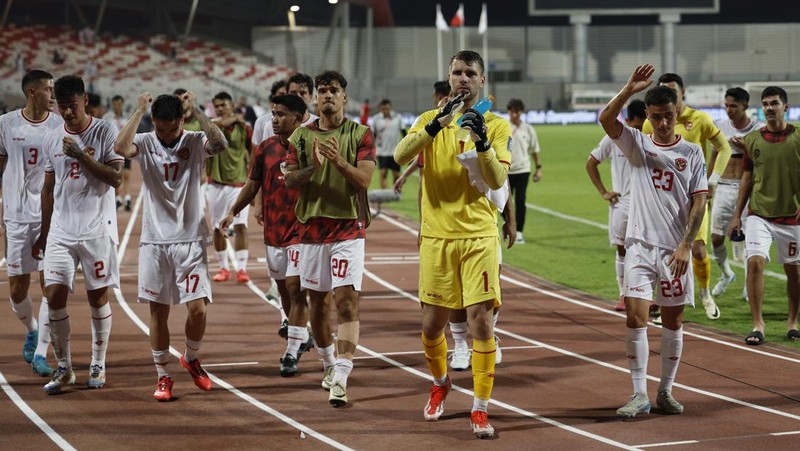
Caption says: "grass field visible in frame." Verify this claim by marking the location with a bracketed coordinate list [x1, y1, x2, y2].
[373, 124, 799, 348]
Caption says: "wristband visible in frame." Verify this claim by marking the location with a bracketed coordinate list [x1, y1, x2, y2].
[424, 120, 443, 137]
[536, 164, 542, 169]
[475, 139, 490, 153]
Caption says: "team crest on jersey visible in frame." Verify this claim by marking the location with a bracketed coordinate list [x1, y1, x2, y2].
[177, 147, 190, 159]
[683, 121, 694, 131]
[674, 158, 687, 171]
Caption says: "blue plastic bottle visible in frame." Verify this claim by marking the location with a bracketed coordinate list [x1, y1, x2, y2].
[457, 95, 495, 126]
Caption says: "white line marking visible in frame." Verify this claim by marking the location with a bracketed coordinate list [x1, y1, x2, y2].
[379, 213, 800, 364]
[636, 440, 699, 448]
[771, 430, 800, 436]
[0, 371, 76, 450]
[525, 202, 787, 281]
[203, 361, 260, 368]
[0, 257, 6, 268]
[352, 345, 542, 360]
[113, 191, 353, 451]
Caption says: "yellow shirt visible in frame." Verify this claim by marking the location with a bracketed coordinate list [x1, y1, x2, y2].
[408, 110, 511, 239]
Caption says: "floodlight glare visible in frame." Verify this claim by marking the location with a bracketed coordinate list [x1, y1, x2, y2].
[290, 5, 300, 12]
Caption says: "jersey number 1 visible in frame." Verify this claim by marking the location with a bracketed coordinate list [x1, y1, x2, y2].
[163, 162, 179, 181]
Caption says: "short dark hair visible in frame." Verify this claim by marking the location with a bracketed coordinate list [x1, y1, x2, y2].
[111, 95, 124, 103]
[434, 80, 450, 98]
[269, 79, 287, 100]
[173, 88, 188, 96]
[54, 75, 85, 100]
[644, 86, 678, 107]
[626, 99, 647, 120]
[213, 91, 233, 103]
[151, 94, 183, 121]
[21, 70, 53, 94]
[271, 94, 307, 117]
[87, 92, 102, 108]
[379, 99, 391, 107]
[761, 86, 788, 104]
[658, 73, 684, 90]
[449, 50, 484, 75]
[315, 70, 348, 90]
[507, 98, 525, 111]
[287, 73, 314, 92]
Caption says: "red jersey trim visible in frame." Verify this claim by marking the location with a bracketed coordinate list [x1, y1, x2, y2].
[105, 157, 126, 165]
[650, 134, 682, 147]
[589, 154, 601, 163]
[20, 109, 50, 124]
[610, 126, 623, 140]
[690, 189, 709, 196]
[752, 213, 800, 226]
[709, 129, 721, 140]
[65, 117, 93, 135]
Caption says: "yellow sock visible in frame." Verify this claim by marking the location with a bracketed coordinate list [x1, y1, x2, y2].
[472, 338, 496, 401]
[693, 255, 711, 290]
[422, 333, 448, 381]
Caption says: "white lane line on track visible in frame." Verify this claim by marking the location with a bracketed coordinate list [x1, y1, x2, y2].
[526, 202, 787, 281]
[202, 361, 260, 368]
[0, 371, 76, 451]
[636, 439, 699, 448]
[0, 257, 6, 268]
[115, 192, 353, 451]
[352, 345, 542, 360]
[772, 430, 800, 436]
[379, 213, 800, 365]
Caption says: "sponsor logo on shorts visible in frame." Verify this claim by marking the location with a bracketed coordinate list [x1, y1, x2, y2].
[630, 286, 645, 293]
[49, 269, 65, 277]
[143, 288, 160, 297]
[425, 292, 443, 300]
[304, 277, 319, 286]
[8, 262, 20, 269]
[674, 158, 687, 172]
[13, 137, 25, 141]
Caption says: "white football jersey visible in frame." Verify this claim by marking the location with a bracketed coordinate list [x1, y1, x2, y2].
[590, 135, 631, 198]
[0, 110, 64, 223]
[613, 126, 708, 251]
[715, 118, 765, 156]
[42, 118, 122, 243]
[133, 130, 211, 243]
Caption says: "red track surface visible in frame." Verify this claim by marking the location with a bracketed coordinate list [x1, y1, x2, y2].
[2, 168, 800, 450]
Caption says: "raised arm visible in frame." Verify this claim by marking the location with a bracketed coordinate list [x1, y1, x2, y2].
[181, 91, 227, 155]
[394, 93, 465, 166]
[599, 64, 655, 138]
[115, 92, 152, 158]
[460, 108, 509, 190]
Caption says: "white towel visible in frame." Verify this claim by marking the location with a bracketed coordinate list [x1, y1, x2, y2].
[455, 149, 509, 210]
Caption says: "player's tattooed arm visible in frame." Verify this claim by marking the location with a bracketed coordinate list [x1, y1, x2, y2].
[195, 106, 228, 155]
[284, 164, 317, 188]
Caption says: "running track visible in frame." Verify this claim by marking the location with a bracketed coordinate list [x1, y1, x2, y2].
[1, 169, 800, 450]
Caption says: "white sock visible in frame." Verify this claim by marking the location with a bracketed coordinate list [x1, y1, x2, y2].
[35, 297, 51, 357]
[184, 338, 202, 362]
[472, 397, 489, 412]
[658, 327, 684, 393]
[317, 343, 336, 368]
[626, 327, 649, 395]
[216, 251, 229, 270]
[235, 249, 249, 271]
[449, 321, 469, 349]
[615, 254, 626, 296]
[332, 358, 353, 387]
[116, 195, 122, 203]
[286, 325, 308, 358]
[713, 243, 733, 276]
[49, 307, 71, 369]
[10, 296, 37, 332]
[152, 349, 170, 378]
[90, 303, 112, 366]
[124, 194, 131, 202]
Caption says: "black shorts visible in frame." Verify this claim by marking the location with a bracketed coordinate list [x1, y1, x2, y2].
[377, 156, 400, 172]
[123, 158, 131, 170]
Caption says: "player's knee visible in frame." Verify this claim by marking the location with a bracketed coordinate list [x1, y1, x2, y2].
[711, 234, 725, 248]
